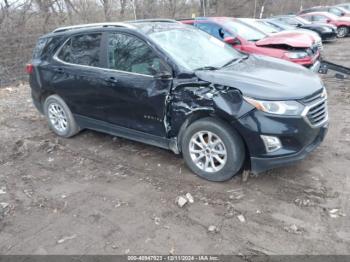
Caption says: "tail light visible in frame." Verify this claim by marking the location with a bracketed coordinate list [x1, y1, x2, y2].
[26, 64, 34, 74]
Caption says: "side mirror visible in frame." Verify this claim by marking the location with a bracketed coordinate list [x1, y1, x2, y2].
[154, 71, 173, 80]
[224, 36, 239, 45]
[296, 23, 303, 27]
[341, 12, 345, 16]
[326, 19, 331, 23]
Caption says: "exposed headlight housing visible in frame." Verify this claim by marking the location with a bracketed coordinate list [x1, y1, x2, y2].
[244, 97, 305, 116]
[285, 51, 309, 59]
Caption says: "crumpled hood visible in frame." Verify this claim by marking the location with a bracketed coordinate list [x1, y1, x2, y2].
[278, 29, 320, 42]
[194, 55, 323, 101]
[256, 31, 314, 48]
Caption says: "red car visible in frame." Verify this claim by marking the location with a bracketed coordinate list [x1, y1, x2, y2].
[181, 17, 321, 70]
[300, 12, 350, 37]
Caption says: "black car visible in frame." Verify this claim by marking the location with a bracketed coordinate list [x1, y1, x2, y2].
[336, 3, 350, 11]
[28, 21, 329, 182]
[268, 16, 337, 41]
[299, 6, 348, 17]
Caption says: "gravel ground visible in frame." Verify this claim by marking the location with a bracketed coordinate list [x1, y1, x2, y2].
[0, 38, 349, 255]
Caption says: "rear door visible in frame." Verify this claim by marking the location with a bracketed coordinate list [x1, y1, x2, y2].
[98, 32, 173, 137]
[51, 32, 106, 120]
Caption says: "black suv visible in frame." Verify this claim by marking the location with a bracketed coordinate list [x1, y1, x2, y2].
[268, 16, 337, 41]
[28, 20, 329, 181]
[299, 6, 348, 17]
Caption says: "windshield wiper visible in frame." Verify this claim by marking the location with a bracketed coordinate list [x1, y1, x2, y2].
[221, 55, 249, 68]
[194, 66, 219, 71]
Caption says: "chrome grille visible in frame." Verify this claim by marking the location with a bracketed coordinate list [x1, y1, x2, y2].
[306, 100, 328, 127]
[301, 89, 328, 128]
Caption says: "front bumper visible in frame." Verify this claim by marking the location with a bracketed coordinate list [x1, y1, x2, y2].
[321, 32, 337, 41]
[310, 60, 321, 73]
[233, 105, 328, 174]
[250, 124, 328, 174]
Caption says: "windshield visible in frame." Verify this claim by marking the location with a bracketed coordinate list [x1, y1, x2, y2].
[148, 27, 243, 71]
[338, 4, 350, 11]
[268, 20, 294, 30]
[330, 7, 344, 16]
[294, 16, 311, 25]
[264, 21, 284, 31]
[224, 20, 267, 41]
[240, 19, 279, 34]
[323, 13, 339, 20]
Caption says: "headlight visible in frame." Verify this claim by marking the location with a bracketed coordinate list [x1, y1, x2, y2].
[285, 51, 309, 59]
[321, 87, 328, 99]
[244, 97, 305, 116]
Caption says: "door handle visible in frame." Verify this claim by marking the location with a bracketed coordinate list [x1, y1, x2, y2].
[54, 68, 64, 74]
[105, 77, 118, 84]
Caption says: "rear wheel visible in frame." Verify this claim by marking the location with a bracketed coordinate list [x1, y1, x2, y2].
[337, 26, 349, 38]
[44, 95, 80, 138]
[181, 117, 245, 182]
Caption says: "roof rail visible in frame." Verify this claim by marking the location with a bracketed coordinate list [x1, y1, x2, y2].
[176, 18, 195, 21]
[52, 22, 135, 33]
[127, 19, 180, 24]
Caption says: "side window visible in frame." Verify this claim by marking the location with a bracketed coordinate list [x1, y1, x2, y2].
[107, 33, 166, 76]
[330, 8, 342, 16]
[33, 38, 48, 59]
[303, 15, 312, 22]
[58, 33, 102, 67]
[196, 22, 232, 39]
[313, 15, 328, 22]
[42, 36, 64, 60]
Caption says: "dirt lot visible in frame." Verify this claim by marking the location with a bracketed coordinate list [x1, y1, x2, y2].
[0, 39, 349, 256]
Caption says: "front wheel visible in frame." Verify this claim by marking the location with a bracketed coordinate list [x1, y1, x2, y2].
[337, 26, 349, 38]
[181, 117, 245, 182]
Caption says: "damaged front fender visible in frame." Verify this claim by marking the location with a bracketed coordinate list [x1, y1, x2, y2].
[167, 77, 254, 152]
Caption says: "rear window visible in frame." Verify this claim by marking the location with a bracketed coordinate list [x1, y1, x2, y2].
[57, 33, 102, 67]
[32, 38, 48, 59]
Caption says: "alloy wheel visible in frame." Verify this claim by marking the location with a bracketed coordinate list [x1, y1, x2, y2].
[189, 131, 227, 173]
[337, 27, 348, 38]
[47, 102, 68, 133]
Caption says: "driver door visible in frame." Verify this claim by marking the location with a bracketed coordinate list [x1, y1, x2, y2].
[99, 32, 173, 137]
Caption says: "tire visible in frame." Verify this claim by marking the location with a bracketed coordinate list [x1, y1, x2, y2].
[43, 94, 80, 138]
[337, 26, 349, 38]
[181, 117, 245, 182]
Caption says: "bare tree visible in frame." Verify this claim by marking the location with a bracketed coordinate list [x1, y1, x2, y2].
[100, 0, 112, 21]
[1, 0, 348, 86]
[120, 0, 127, 19]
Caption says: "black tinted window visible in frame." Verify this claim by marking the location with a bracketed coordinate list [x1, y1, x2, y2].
[196, 22, 231, 39]
[41, 36, 64, 60]
[313, 15, 328, 22]
[108, 33, 165, 76]
[33, 38, 48, 59]
[302, 15, 312, 21]
[58, 33, 101, 66]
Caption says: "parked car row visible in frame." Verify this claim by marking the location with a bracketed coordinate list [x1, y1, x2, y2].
[181, 17, 322, 71]
[296, 4, 350, 38]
